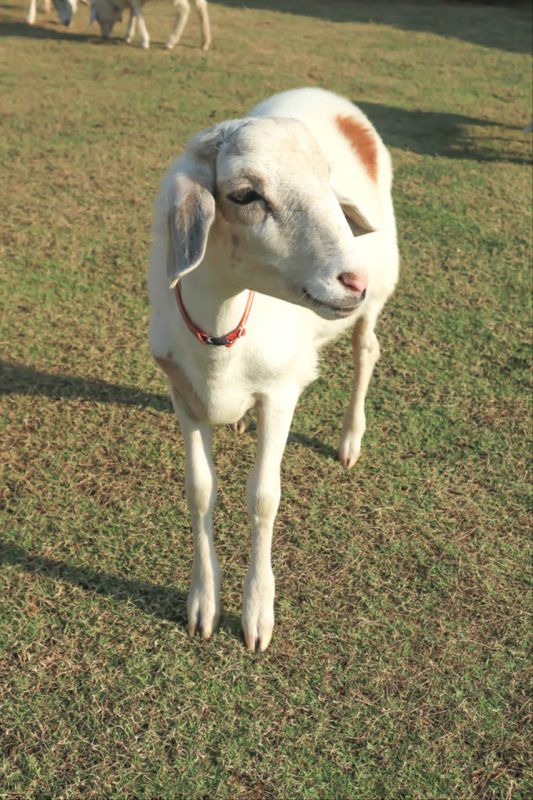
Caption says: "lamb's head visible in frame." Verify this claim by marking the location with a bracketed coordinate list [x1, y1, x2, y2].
[53, 0, 78, 26]
[165, 117, 380, 320]
[89, 0, 122, 38]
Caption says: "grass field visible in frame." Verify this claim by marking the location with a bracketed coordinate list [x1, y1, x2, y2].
[1, 1, 532, 797]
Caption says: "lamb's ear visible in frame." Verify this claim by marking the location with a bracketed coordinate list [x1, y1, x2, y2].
[338, 196, 379, 237]
[167, 174, 216, 288]
[341, 202, 378, 236]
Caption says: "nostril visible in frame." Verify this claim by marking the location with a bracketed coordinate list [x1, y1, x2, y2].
[338, 272, 367, 297]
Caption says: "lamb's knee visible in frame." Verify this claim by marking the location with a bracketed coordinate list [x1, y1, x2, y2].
[353, 328, 380, 365]
[186, 473, 216, 518]
[247, 476, 280, 528]
[367, 331, 380, 361]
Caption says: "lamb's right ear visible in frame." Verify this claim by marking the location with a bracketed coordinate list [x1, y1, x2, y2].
[167, 173, 216, 289]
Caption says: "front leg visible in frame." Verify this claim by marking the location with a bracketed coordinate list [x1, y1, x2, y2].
[243, 389, 299, 652]
[338, 310, 381, 468]
[172, 393, 220, 639]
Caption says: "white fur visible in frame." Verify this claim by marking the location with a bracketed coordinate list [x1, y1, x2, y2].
[89, 0, 211, 51]
[148, 88, 399, 651]
[27, 0, 79, 26]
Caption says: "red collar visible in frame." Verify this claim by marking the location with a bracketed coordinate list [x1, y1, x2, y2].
[175, 282, 255, 348]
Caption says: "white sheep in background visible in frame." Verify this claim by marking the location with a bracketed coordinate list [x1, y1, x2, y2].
[27, 0, 79, 26]
[148, 88, 399, 651]
[89, 0, 211, 51]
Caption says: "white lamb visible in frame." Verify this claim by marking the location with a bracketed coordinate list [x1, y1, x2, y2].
[148, 88, 399, 651]
[89, 0, 211, 51]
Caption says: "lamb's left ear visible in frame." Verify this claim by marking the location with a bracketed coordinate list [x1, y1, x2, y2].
[332, 142, 384, 233]
[340, 199, 379, 236]
[167, 174, 216, 288]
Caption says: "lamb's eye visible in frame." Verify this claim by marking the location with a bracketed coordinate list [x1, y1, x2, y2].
[227, 189, 263, 205]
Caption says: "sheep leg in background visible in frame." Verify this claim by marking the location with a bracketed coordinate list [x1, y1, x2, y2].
[27, 0, 37, 23]
[166, 0, 190, 50]
[194, 0, 211, 51]
[131, 1, 149, 48]
[43, 0, 51, 11]
[125, 9, 137, 43]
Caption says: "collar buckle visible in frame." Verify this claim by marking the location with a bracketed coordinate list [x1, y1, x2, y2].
[204, 334, 231, 347]
[175, 282, 255, 349]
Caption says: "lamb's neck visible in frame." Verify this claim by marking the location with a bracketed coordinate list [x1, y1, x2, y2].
[177, 258, 251, 339]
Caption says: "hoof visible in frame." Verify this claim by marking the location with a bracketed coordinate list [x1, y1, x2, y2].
[242, 571, 275, 652]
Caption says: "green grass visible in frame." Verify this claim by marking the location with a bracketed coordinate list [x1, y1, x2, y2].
[1, 1, 532, 797]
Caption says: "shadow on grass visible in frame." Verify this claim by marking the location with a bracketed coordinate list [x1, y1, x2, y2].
[1, 359, 339, 458]
[231, 416, 338, 461]
[211, 0, 532, 55]
[0, 540, 242, 636]
[0, 16, 192, 49]
[0, 359, 172, 412]
[0, 19, 96, 42]
[287, 431, 338, 461]
[357, 102, 530, 165]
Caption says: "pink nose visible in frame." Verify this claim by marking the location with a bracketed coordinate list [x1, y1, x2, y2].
[338, 271, 368, 298]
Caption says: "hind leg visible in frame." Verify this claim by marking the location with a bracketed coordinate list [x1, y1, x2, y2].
[231, 409, 254, 435]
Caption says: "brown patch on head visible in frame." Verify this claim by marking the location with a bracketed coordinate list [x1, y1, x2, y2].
[336, 115, 378, 182]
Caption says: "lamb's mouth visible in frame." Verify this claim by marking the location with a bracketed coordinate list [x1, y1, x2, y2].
[301, 287, 364, 317]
